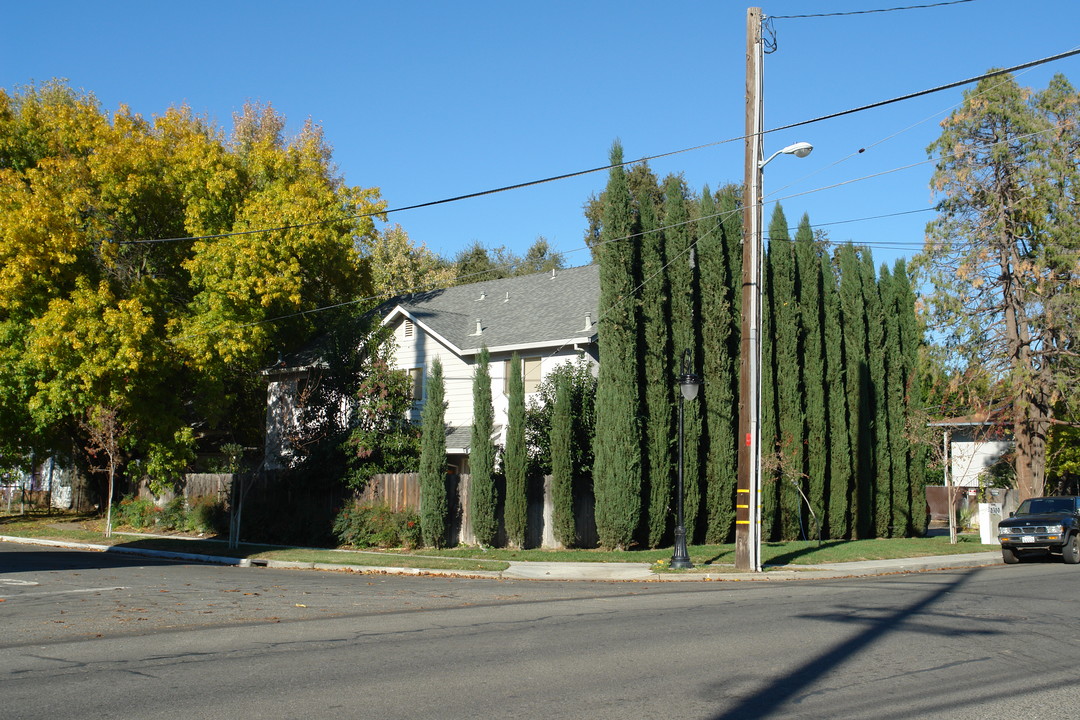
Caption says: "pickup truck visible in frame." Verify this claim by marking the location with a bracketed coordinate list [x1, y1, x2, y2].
[997, 496, 1080, 564]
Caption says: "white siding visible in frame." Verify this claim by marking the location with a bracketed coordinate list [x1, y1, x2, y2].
[388, 316, 597, 448]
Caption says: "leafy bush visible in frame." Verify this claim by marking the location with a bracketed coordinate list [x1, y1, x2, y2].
[185, 495, 228, 534]
[113, 494, 160, 529]
[333, 503, 422, 549]
[109, 494, 228, 535]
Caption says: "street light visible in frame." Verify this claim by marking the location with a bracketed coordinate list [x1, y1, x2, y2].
[759, 141, 814, 169]
[671, 348, 701, 570]
[737, 8, 814, 573]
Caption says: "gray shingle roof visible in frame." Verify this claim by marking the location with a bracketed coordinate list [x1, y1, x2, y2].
[381, 264, 599, 355]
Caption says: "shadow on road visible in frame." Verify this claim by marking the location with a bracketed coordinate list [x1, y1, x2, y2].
[709, 568, 992, 719]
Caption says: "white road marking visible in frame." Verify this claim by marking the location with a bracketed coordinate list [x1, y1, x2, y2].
[0, 586, 129, 599]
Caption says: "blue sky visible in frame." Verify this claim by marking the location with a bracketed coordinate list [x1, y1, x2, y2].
[4, 0, 1080, 273]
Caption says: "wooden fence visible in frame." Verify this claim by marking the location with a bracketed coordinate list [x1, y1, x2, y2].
[360, 473, 598, 549]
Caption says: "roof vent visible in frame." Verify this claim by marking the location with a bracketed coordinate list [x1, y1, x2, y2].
[551, 268, 557, 279]
[583, 312, 593, 331]
[477, 291, 486, 301]
[504, 291, 510, 303]
[471, 318, 483, 336]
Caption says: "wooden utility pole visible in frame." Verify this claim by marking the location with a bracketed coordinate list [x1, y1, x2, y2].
[736, 6, 763, 572]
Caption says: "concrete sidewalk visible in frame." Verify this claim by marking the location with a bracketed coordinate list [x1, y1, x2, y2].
[1, 533, 1002, 582]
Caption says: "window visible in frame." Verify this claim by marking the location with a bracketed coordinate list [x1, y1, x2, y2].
[408, 368, 423, 402]
[504, 357, 543, 394]
[523, 357, 542, 394]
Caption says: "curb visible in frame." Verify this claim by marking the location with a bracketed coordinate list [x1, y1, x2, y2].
[1, 534, 1003, 582]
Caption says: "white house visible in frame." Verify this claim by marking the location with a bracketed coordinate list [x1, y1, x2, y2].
[379, 264, 599, 473]
[263, 264, 599, 472]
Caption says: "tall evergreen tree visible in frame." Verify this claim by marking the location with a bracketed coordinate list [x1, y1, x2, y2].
[549, 372, 576, 547]
[664, 175, 702, 542]
[794, 215, 827, 539]
[593, 141, 643, 550]
[504, 353, 527, 548]
[419, 357, 447, 548]
[700, 185, 740, 543]
[880, 265, 908, 538]
[838, 243, 871, 538]
[822, 253, 853, 538]
[764, 205, 804, 540]
[639, 183, 674, 548]
[469, 347, 498, 546]
[894, 259, 928, 535]
[861, 250, 889, 538]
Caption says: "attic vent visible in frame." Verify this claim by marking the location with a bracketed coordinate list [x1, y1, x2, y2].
[471, 318, 483, 336]
[583, 312, 593, 331]
[404, 319, 414, 337]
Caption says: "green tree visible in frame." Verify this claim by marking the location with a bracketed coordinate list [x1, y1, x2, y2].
[639, 181, 673, 547]
[469, 347, 497, 546]
[701, 185, 741, 543]
[503, 353, 527, 548]
[549, 372, 577, 547]
[762, 204, 804, 540]
[664, 174, 702, 542]
[342, 346, 420, 491]
[419, 357, 448, 548]
[795, 215, 827, 539]
[593, 141, 643, 550]
[823, 251, 853, 538]
[0, 82, 388, 502]
[919, 72, 1080, 501]
[838, 243, 871, 538]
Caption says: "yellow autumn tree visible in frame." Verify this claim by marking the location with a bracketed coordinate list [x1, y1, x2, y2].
[0, 81, 401, 499]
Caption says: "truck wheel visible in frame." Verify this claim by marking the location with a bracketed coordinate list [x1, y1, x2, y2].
[1002, 546, 1020, 564]
[1063, 534, 1080, 565]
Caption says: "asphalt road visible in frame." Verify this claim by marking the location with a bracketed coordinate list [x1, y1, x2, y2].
[3, 542, 1079, 719]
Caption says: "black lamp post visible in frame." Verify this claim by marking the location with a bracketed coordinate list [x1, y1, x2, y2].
[671, 349, 700, 570]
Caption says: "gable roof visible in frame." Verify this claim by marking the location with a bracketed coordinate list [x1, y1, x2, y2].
[380, 264, 599, 356]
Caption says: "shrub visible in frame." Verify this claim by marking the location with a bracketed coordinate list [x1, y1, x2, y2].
[185, 495, 228, 534]
[333, 503, 422, 549]
[113, 494, 159, 529]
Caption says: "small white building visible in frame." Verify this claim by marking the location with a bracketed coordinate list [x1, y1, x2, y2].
[263, 265, 599, 472]
[928, 411, 1013, 488]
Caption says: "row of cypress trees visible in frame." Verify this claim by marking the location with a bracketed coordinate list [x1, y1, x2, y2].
[593, 141, 928, 548]
[419, 141, 928, 549]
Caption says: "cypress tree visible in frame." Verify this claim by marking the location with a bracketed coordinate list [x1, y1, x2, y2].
[664, 175, 702, 542]
[766, 204, 804, 540]
[700, 185, 739, 543]
[880, 264, 907, 538]
[760, 217, 780, 539]
[795, 215, 827, 540]
[838, 244, 871, 538]
[469, 347, 497, 546]
[862, 251, 889, 538]
[419, 357, 447, 548]
[504, 353, 527, 548]
[822, 253, 852, 538]
[549, 372, 576, 547]
[593, 141, 643, 550]
[893, 259, 926, 535]
[639, 182, 674, 548]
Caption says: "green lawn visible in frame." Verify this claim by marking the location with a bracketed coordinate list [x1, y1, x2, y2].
[1, 511, 994, 573]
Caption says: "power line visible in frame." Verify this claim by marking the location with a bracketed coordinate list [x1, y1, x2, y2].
[122, 46, 1080, 247]
[771, 0, 978, 20]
